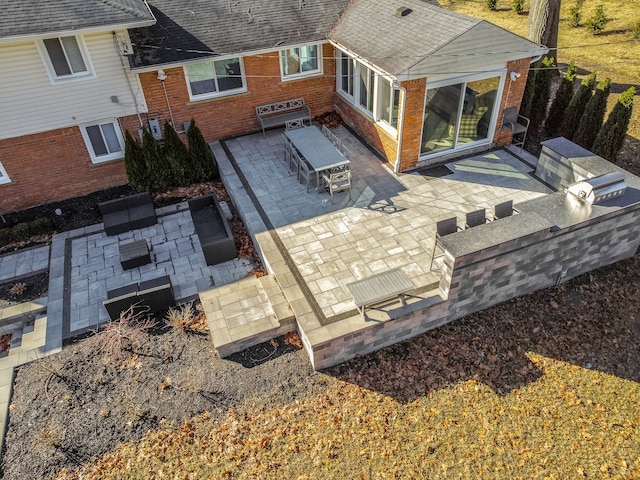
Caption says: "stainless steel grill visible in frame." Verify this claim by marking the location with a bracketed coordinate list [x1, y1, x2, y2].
[566, 172, 627, 205]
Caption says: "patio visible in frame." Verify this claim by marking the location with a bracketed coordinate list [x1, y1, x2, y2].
[204, 125, 554, 363]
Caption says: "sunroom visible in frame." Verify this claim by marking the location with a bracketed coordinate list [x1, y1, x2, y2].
[329, 0, 547, 171]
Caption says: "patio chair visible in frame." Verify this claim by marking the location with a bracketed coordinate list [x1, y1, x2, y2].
[321, 170, 352, 203]
[285, 118, 307, 130]
[338, 143, 350, 160]
[321, 124, 331, 138]
[330, 132, 341, 147]
[282, 133, 292, 164]
[298, 158, 314, 192]
[493, 200, 519, 220]
[501, 107, 529, 149]
[465, 209, 487, 228]
[289, 146, 302, 176]
[436, 217, 460, 238]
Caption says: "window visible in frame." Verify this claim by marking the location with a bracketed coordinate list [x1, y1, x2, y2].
[185, 58, 246, 100]
[339, 51, 354, 97]
[81, 120, 125, 163]
[41, 36, 93, 82]
[280, 44, 322, 80]
[337, 51, 400, 131]
[0, 161, 10, 185]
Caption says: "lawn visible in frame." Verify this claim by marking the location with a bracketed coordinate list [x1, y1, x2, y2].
[440, 0, 640, 141]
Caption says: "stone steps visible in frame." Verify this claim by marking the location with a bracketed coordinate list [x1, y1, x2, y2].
[200, 274, 296, 357]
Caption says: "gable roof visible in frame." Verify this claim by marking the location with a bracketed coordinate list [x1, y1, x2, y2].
[0, 0, 155, 42]
[330, 0, 546, 81]
[129, 0, 350, 69]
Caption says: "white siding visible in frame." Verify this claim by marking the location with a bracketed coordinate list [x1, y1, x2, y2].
[0, 31, 147, 140]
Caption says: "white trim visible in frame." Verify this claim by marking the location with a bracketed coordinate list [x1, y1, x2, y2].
[336, 50, 399, 135]
[0, 161, 10, 185]
[184, 57, 247, 102]
[37, 35, 96, 85]
[418, 70, 506, 160]
[80, 119, 125, 164]
[279, 43, 323, 81]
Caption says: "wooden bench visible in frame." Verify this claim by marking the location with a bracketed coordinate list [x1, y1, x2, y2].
[256, 98, 311, 135]
[346, 268, 414, 319]
[99, 192, 157, 236]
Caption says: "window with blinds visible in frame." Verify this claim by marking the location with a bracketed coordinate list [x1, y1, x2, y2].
[41, 36, 92, 81]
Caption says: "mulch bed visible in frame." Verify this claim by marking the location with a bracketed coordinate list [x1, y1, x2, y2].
[0, 271, 49, 310]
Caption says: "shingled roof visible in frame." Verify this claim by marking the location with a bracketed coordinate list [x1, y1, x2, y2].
[128, 0, 350, 69]
[330, 0, 546, 80]
[0, 0, 155, 42]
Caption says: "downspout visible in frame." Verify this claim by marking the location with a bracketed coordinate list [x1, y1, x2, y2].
[112, 32, 143, 127]
[393, 83, 407, 174]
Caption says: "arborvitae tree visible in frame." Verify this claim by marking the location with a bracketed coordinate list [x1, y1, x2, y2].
[141, 128, 168, 192]
[559, 71, 597, 140]
[187, 119, 217, 182]
[124, 130, 148, 192]
[528, 56, 555, 134]
[592, 87, 635, 162]
[163, 122, 189, 186]
[519, 67, 537, 120]
[543, 63, 577, 138]
[573, 77, 611, 150]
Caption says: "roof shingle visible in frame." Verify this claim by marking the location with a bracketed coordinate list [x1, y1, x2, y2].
[129, 0, 350, 68]
[0, 0, 154, 40]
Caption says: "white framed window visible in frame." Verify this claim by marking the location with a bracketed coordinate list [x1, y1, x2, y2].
[337, 50, 400, 131]
[280, 44, 322, 80]
[0, 161, 10, 185]
[81, 120, 125, 163]
[185, 57, 246, 101]
[39, 36, 94, 83]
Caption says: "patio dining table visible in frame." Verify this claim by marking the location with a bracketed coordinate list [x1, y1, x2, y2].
[284, 126, 350, 191]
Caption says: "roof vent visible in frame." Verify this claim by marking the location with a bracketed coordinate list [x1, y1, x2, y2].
[395, 6, 412, 17]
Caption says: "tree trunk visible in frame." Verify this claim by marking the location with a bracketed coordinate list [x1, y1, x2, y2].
[528, 0, 560, 62]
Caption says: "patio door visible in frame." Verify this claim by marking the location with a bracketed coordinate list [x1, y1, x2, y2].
[420, 74, 503, 156]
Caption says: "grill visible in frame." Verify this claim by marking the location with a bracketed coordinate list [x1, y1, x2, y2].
[566, 172, 627, 205]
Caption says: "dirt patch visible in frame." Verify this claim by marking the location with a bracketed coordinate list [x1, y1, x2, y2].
[0, 271, 49, 310]
[1, 323, 317, 480]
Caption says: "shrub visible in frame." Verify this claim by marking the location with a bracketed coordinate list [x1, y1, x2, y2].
[519, 67, 537, 120]
[592, 87, 635, 162]
[486, 0, 498, 10]
[573, 77, 611, 150]
[559, 71, 597, 140]
[162, 122, 189, 187]
[543, 62, 577, 138]
[165, 302, 208, 333]
[568, 0, 585, 27]
[187, 119, 217, 182]
[141, 128, 173, 192]
[528, 56, 555, 134]
[585, 4, 610, 35]
[124, 130, 148, 192]
[97, 308, 156, 361]
[512, 0, 525, 15]
[633, 20, 640, 39]
[28, 217, 52, 236]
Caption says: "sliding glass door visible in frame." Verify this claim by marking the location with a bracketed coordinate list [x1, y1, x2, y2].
[420, 74, 502, 156]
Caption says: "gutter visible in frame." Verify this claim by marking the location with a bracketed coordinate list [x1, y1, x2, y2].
[0, 20, 156, 45]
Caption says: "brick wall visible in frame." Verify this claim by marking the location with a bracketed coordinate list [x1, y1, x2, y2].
[398, 78, 427, 171]
[136, 43, 338, 142]
[494, 58, 532, 146]
[335, 96, 399, 166]
[0, 123, 134, 214]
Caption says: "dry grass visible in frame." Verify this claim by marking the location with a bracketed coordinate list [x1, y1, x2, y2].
[440, 0, 640, 140]
[54, 358, 640, 479]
